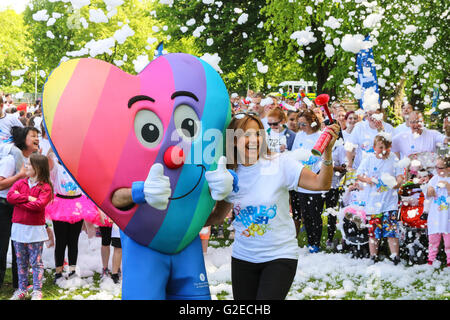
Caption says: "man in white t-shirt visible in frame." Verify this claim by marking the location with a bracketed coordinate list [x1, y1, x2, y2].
[346, 106, 395, 169]
[393, 103, 413, 137]
[391, 111, 445, 159]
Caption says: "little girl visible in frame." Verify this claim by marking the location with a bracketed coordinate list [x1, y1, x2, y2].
[45, 151, 100, 283]
[339, 180, 369, 258]
[7, 153, 53, 300]
[425, 155, 450, 266]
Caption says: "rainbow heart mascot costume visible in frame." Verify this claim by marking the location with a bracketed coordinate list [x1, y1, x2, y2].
[42, 53, 230, 299]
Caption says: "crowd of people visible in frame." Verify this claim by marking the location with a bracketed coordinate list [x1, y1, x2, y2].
[0, 93, 122, 300]
[0, 87, 448, 301]
[203, 88, 448, 300]
[223, 89, 448, 260]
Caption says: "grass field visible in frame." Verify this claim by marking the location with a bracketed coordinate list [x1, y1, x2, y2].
[0, 218, 448, 300]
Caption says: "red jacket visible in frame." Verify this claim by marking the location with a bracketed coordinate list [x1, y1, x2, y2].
[6, 178, 53, 226]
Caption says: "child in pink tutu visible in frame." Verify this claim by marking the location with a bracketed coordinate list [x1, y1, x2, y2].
[341, 181, 367, 228]
[46, 152, 100, 283]
[338, 179, 370, 258]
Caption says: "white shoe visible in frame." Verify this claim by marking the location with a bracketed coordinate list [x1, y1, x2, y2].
[10, 289, 27, 300]
[31, 291, 43, 300]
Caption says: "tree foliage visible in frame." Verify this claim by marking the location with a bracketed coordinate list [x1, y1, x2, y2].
[263, 0, 449, 111]
[1, 0, 448, 111]
[0, 9, 32, 94]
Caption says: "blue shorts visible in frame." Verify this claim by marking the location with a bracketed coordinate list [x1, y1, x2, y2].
[120, 231, 211, 300]
[368, 211, 399, 239]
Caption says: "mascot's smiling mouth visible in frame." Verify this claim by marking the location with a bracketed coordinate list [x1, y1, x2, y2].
[169, 164, 206, 200]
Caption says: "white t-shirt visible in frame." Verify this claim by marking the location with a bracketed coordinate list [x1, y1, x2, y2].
[0, 155, 16, 198]
[0, 113, 24, 144]
[33, 116, 43, 131]
[39, 137, 52, 156]
[356, 153, 403, 215]
[111, 223, 120, 238]
[225, 153, 304, 263]
[331, 140, 347, 188]
[425, 175, 450, 235]
[261, 117, 269, 130]
[266, 128, 287, 153]
[50, 161, 82, 196]
[342, 129, 352, 141]
[342, 188, 367, 208]
[393, 122, 410, 137]
[348, 120, 395, 169]
[391, 128, 445, 159]
[291, 130, 322, 194]
[11, 223, 48, 243]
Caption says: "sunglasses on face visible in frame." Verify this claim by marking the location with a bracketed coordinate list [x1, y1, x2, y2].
[268, 121, 281, 127]
[298, 122, 308, 127]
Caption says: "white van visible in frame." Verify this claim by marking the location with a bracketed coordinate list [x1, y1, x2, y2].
[278, 80, 316, 99]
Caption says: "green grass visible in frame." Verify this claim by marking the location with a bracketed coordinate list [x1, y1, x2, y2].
[1, 216, 448, 300]
[0, 269, 120, 300]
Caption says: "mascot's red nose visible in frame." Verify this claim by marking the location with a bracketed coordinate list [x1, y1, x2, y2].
[164, 145, 185, 169]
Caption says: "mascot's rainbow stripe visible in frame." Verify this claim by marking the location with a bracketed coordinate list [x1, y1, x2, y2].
[43, 53, 230, 254]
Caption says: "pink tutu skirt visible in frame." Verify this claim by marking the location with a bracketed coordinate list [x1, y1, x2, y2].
[84, 207, 113, 227]
[342, 205, 367, 223]
[45, 194, 108, 225]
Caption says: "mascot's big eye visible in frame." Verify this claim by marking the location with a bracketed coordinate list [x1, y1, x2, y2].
[134, 109, 164, 148]
[174, 104, 200, 141]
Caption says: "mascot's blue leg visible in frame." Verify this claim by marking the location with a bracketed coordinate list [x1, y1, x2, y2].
[120, 232, 211, 300]
[120, 231, 170, 300]
[166, 236, 211, 300]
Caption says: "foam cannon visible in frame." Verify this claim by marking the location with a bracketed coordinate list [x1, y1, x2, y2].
[311, 94, 342, 156]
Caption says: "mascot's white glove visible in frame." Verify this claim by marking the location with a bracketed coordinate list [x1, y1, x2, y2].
[205, 156, 236, 201]
[131, 163, 171, 210]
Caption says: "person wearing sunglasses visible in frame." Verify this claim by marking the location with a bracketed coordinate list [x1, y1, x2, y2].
[290, 110, 326, 253]
[265, 107, 296, 153]
[205, 113, 340, 299]
[425, 155, 450, 267]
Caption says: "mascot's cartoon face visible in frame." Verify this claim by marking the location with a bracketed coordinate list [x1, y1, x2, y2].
[42, 53, 230, 254]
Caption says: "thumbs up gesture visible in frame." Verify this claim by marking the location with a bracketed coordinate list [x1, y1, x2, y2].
[143, 163, 172, 210]
[205, 156, 236, 201]
[131, 163, 171, 210]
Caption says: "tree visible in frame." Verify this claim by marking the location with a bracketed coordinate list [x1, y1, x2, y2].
[20, 0, 197, 96]
[0, 9, 32, 94]
[155, 0, 273, 94]
[373, 0, 449, 111]
[263, 0, 449, 112]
